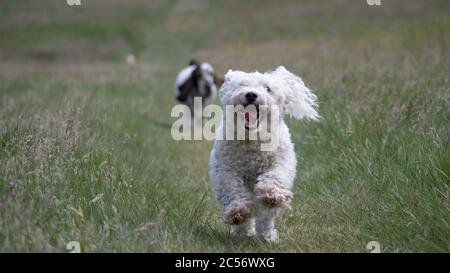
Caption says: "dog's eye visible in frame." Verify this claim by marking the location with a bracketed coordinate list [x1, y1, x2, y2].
[264, 84, 272, 93]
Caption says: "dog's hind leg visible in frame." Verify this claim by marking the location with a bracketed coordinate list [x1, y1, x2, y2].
[231, 217, 256, 237]
[255, 204, 282, 242]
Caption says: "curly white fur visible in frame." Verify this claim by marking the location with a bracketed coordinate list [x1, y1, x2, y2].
[209, 66, 319, 242]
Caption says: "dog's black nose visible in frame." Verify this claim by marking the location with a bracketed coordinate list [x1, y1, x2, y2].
[245, 92, 258, 103]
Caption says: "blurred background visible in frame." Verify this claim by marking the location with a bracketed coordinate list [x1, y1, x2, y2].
[0, 0, 448, 252]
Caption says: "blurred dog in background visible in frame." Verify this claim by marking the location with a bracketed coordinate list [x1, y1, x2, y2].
[175, 60, 223, 124]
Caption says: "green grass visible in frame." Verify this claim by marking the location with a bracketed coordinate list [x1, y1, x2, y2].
[0, 0, 449, 252]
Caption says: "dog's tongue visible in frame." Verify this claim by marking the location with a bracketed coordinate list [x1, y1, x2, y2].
[245, 111, 257, 124]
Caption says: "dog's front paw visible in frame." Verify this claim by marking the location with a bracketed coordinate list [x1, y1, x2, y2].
[224, 204, 252, 225]
[256, 186, 293, 208]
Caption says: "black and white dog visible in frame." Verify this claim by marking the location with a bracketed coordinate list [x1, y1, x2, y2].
[175, 60, 223, 122]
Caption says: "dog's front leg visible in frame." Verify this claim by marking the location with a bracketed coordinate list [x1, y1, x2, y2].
[231, 218, 255, 237]
[254, 170, 293, 242]
[255, 204, 282, 242]
[254, 170, 294, 209]
[214, 172, 254, 226]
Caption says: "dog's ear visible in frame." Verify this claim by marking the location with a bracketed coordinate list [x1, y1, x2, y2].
[176, 76, 193, 102]
[224, 69, 233, 82]
[270, 66, 320, 120]
[219, 69, 235, 95]
[221, 69, 235, 87]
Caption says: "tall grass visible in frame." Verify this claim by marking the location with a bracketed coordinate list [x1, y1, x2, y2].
[0, 0, 448, 252]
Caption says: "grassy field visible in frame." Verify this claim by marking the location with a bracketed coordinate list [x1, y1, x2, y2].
[0, 0, 449, 252]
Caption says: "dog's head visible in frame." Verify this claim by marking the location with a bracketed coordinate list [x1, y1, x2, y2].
[219, 66, 319, 129]
[175, 60, 223, 102]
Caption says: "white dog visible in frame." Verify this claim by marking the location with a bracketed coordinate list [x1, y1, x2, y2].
[209, 66, 319, 242]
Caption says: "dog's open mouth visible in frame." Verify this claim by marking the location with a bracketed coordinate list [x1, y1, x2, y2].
[244, 103, 259, 130]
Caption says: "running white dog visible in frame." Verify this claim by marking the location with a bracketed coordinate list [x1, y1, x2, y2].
[209, 66, 319, 242]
